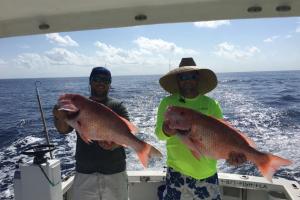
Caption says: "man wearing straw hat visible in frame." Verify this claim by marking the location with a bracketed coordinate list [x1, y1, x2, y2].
[155, 57, 246, 199]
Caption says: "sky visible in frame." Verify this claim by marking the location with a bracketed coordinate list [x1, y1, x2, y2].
[0, 17, 300, 79]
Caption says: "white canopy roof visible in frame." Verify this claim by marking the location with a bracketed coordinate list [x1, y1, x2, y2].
[1, 0, 300, 38]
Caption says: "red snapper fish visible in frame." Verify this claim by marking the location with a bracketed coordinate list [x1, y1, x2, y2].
[164, 106, 292, 182]
[57, 93, 162, 167]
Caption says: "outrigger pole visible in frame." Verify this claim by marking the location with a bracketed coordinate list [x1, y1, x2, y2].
[35, 81, 53, 159]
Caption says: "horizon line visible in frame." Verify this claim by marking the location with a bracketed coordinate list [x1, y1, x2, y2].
[1, 69, 299, 80]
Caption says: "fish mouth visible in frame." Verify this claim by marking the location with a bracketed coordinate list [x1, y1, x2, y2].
[57, 108, 80, 120]
[65, 110, 80, 120]
[176, 128, 191, 136]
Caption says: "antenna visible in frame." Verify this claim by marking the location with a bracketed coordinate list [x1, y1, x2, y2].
[35, 81, 53, 159]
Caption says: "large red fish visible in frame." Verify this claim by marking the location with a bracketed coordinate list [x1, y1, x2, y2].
[164, 106, 292, 182]
[57, 93, 162, 167]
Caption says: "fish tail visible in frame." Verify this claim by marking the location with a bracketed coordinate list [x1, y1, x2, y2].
[137, 143, 162, 168]
[256, 153, 292, 182]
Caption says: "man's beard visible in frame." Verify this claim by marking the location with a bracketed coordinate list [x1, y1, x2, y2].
[179, 87, 198, 98]
[91, 89, 109, 98]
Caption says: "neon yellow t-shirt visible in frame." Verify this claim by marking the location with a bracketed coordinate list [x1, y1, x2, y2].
[155, 93, 223, 179]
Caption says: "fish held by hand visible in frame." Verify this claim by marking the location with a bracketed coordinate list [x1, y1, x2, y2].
[164, 106, 292, 182]
[57, 93, 162, 167]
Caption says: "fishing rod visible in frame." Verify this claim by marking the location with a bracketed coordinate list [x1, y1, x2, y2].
[35, 81, 53, 159]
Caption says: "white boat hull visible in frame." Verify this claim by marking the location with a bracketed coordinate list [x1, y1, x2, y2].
[61, 170, 300, 200]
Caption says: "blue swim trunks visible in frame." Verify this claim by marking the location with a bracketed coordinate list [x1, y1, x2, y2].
[158, 167, 221, 200]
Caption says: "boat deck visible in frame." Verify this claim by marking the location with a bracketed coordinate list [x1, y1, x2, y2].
[62, 170, 300, 200]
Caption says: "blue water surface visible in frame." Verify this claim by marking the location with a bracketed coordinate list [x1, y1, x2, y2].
[0, 71, 299, 199]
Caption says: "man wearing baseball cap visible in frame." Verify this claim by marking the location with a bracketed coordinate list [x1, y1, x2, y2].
[53, 66, 129, 200]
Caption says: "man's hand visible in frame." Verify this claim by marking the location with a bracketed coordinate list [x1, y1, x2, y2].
[227, 152, 247, 166]
[52, 105, 73, 134]
[162, 121, 178, 137]
[97, 141, 120, 150]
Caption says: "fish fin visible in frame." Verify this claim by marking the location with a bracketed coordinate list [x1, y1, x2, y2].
[119, 116, 139, 134]
[79, 133, 92, 144]
[218, 118, 234, 126]
[191, 150, 201, 160]
[236, 131, 256, 148]
[177, 134, 202, 159]
[257, 153, 292, 182]
[77, 121, 92, 144]
[192, 139, 206, 157]
[137, 143, 162, 168]
[218, 119, 256, 148]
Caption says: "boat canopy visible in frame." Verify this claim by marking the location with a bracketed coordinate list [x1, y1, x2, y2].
[1, 0, 300, 38]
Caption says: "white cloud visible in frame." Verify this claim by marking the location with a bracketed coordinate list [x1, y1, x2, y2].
[285, 34, 292, 39]
[263, 35, 279, 43]
[14, 53, 51, 69]
[12, 48, 95, 69]
[45, 48, 95, 66]
[9, 37, 198, 75]
[214, 42, 260, 61]
[94, 37, 197, 66]
[46, 33, 79, 47]
[194, 20, 230, 28]
[134, 37, 175, 53]
[134, 37, 197, 55]
[0, 58, 6, 65]
[294, 19, 300, 32]
[95, 42, 129, 58]
[95, 41, 143, 65]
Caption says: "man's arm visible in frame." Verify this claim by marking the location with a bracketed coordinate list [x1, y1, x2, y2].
[52, 105, 73, 134]
[209, 100, 223, 119]
[155, 99, 176, 140]
[108, 100, 130, 120]
[115, 102, 130, 121]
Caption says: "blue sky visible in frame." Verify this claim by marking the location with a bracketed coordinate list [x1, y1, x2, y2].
[0, 17, 300, 79]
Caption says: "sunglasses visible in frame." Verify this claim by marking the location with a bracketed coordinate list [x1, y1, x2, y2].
[178, 74, 198, 81]
[91, 76, 111, 84]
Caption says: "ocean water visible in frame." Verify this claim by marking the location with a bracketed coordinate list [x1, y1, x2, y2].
[0, 71, 299, 199]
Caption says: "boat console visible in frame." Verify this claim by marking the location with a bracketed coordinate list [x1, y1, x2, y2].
[13, 144, 63, 200]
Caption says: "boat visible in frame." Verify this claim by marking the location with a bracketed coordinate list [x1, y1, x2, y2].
[1, 0, 300, 199]
[14, 157, 300, 200]
[1, 0, 300, 38]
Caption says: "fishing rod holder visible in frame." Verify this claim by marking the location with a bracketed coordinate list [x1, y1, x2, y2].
[22, 144, 56, 165]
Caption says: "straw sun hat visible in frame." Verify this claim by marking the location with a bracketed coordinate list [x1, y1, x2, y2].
[159, 57, 217, 95]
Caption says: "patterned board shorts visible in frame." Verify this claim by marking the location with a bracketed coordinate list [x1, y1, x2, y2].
[158, 167, 221, 200]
